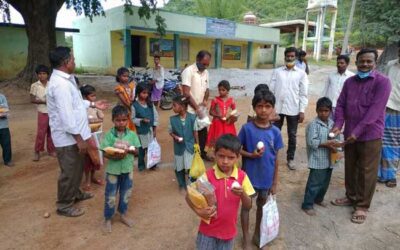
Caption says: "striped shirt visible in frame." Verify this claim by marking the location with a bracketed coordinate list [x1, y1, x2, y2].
[306, 117, 334, 169]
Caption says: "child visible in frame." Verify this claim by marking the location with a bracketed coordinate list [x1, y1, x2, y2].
[186, 134, 255, 250]
[206, 80, 237, 154]
[0, 93, 12, 167]
[247, 83, 280, 123]
[239, 90, 284, 249]
[302, 97, 336, 216]
[114, 67, 136, 131]
[150, 55, 165, 108]
[30, 64, 55, 161]
[80, 84, 105, 191]
[100, 105, 141, 233]
[169, 95, 198, 190]
[132, 83, 159, 171]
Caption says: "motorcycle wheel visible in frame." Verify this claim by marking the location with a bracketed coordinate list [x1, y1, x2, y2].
[160, 95, 173, 110]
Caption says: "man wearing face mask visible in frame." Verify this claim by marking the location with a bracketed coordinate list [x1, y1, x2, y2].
[331, 48, 391, 224]
[269, 47, 309, 170]
[182, 50, 211, 161]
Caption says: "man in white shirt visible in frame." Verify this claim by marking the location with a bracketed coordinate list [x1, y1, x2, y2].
[47, 47, 94, 217]
[378, 40, 400, 187]
[269, 47, 309, 170]
[182, 50, 211, 160]
[321, 55, 355, 113]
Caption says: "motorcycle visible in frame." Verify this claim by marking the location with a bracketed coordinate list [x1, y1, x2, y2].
[160, 70, 182, 110]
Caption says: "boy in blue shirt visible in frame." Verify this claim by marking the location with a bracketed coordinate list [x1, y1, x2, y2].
[239, 90, 284, 249]
[0, 93, 12, 167]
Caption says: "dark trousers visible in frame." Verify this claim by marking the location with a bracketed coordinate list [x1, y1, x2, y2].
[0, 128, 12, 164]
[198, 127, 208, 158]
[138, 147, 147, 171]
[344, 139, 382, 209]
[104, 173, 133, 219]
[302, 168, 333, 209]
[55, 144, 85, 212]
[273, 114, 299, 161]
[175, 170, 187, 188]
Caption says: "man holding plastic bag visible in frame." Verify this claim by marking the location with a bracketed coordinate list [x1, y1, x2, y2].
[186, 135, 255, 250]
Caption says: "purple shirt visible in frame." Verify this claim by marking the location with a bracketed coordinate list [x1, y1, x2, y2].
[334, 70, 391, 141]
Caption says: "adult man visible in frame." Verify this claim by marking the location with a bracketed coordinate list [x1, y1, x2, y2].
[295, 50, 310, 75]
[47, 47, 106, 217]
[269, 47, 309, 170]
[331, 48, 391, 224]
[182, 50, 211, 160]
[321, 55, 355, 113]
[378, 40, 400, 188]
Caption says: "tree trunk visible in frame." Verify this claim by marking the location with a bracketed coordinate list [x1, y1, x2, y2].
[377, 42, 398, 72]
[341, 0, 357, 55]
[7, 0, 64, 88]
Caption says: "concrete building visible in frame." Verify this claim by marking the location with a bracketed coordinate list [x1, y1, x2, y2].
[72, 6, 280, 74]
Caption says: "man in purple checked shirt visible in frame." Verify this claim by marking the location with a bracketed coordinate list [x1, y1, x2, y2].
[330, 48, 391, 224]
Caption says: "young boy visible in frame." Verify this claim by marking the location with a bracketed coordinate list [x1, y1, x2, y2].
[239, 90, 284, 249]
[100, 105, 141, 233]
[0, 93, 12, 167]
[186, 134, 255, 250]
[30, 64, 55, 161]
[247, 84, 280, 123]
[302, 97, 337, 216]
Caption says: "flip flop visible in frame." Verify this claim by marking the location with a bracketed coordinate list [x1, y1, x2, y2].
[331, 197, 352, 206]
[75, 192, 94, 202]
[351, 210, 367, 224]
[56, 207, 85, 217]
[385, 180, 397, 188]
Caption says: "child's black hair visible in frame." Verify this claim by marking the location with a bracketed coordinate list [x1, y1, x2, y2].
[35, 64, 50, 75]
[252, 90, 276, 108]
[316, 97, 333, 111]
[79, 84, 96, 98]
[112, 105, 129, 120]
[218, 80, 230, 91]
[298, 50, 307, 57]
[215, 134, 241, 156]
[135, 83, 153, 107]
[116, 67, 129, 83]
[254, 83, 269, 95]
[172, 95, 189, 108]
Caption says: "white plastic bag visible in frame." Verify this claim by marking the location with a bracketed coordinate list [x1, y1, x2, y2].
[260, 195, 279, 247]
[147, 138, 161, 169]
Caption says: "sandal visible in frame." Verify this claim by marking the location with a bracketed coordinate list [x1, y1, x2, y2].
[351, 210, 367, 224]
[75, 192, 94, 202]
[385, 180, 397, 188]
[331, 197, 352, 206]
[56, 207, 85, 217]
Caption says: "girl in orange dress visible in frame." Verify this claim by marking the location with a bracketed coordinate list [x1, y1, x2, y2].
[205, 80, 238, 153]
[114, 67, 136, 131]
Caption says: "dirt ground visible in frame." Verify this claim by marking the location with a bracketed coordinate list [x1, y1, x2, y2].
[0, 67, 399, 250]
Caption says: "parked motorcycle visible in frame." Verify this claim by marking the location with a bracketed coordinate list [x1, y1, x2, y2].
[160, 70, 182, 110]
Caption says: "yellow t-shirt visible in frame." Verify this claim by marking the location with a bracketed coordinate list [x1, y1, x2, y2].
[30, 81, 48, 113]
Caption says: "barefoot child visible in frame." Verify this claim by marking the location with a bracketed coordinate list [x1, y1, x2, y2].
[205, 80, 237, 154]
[302, 97, 337, 216]
[132, 83, 159, 171]
[80, 84, 105, 191]
[186, 134, 255, 250]
[169, 95, 198, 190]
[114, 67, 136, 131]
[239, 90, 284, 249]
[100, 105, 141, 233]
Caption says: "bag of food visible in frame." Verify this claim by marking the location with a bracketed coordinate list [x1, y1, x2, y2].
[147, 138, 161, 169]
[260, 195, 279, 248]
[189, 144, 206, 179]
[187, 177, 216, 224]
[87, 135, 101, 167]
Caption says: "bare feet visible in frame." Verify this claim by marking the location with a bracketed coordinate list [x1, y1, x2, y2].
[302, 208, 316, 216]
[48, 152, 57, 157]
[315, 201, 328, 207]
[120, 214, 134, 228]
[33, 152, 40, 161]
[103, 219, 112, 233]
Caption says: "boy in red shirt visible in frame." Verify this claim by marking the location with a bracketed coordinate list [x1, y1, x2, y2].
[186, 134, 255, 250]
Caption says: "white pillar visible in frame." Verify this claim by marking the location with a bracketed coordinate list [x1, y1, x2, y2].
[316, 7, 326, 61]
[302, 11, 309, 51]
[328, 9, 338, 60]
[313, 11, 321, 59]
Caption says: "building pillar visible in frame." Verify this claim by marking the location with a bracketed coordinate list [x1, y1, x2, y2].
[273, 44, 278, 68]
[302, 11, 309, 51]
[215, 39, 222, 69]
[246, 41, 253, 69]
[294, 26, 300, 48]
[328, 9, 337, 60]
[173, 34, 180, 69]
[316, 7, 327, 61]
[124, 28, 132, 67]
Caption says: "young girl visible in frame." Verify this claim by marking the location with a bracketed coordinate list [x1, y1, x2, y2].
[80, 84, 105, 191]
[150, 55, 164, 108]
[206, 80, 238, 154]
[169, 95, 198, 190]
[114, 67, 136, 131]
[132, 83, 159, 171]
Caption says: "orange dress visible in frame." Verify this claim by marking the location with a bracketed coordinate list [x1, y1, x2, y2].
[114, 82, 136, 131]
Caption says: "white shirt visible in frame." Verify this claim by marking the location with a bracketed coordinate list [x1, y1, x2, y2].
[321, 69, 355, 107]
[47, 69, 91, 147]
[269, 66, 309, 116]
[182, 63, 209, 114]
[384, 59, 400, 111]
[152, 65, 165, 89]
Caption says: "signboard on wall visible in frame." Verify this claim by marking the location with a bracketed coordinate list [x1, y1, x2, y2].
[150, 38, 174, 57]
[223, 45, 241, 60]
[307, 0, 337, 9]
[206, 18, 236, 39]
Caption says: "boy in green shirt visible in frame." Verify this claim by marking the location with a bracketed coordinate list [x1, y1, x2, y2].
[101, 105, 141, 233]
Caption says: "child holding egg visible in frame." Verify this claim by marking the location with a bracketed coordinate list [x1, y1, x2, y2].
[238, 90, 284, 248]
